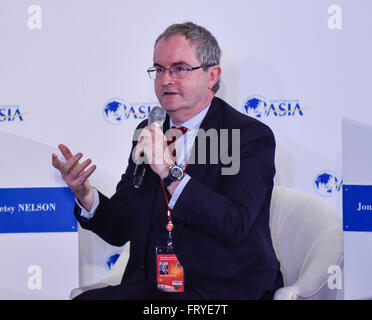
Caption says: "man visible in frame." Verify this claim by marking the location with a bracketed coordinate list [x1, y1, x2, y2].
[159, 262, 168, 275]
[52, 22, 283, 299]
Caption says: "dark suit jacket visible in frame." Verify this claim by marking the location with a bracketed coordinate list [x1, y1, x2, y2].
[75, 96, 283, 299]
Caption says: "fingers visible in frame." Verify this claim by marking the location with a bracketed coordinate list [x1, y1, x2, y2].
[133, 125, 174, 171]
[58, 144, 73, 161]
[71, 164, 97, 188]
[52, 144, 97, 201]
[63, 152, 83, 175]
[69, 158, 92, 179]
[52, 145, 96, 188]
[52, 144, 78, 172]
[51, 153, 61, 169]
[134, 127, 152, 161]
[139, 125, 167, 147]
[134, 142, 144, 162]
[52, 151, 81, 174]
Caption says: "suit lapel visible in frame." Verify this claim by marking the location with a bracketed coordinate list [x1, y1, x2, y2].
[184, 97, 221, 182]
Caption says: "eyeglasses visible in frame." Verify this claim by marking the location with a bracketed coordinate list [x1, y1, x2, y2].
[147, 64, 206, 80]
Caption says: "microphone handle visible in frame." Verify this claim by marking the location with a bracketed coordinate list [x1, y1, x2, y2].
[132, 165, 146, 189]
[132, 153, 146, 189]
[132, 106, 165, 188]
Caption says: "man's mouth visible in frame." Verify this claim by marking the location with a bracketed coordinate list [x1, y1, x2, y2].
[163, 92, 179, 96]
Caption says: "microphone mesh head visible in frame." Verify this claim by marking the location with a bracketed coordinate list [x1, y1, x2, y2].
[148, 106, 166, 127]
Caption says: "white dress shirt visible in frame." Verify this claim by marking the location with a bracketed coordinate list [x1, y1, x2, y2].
[77, 103, 211, 219]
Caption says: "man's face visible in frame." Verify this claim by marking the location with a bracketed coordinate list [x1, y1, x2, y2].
[153, 35, 212, 117]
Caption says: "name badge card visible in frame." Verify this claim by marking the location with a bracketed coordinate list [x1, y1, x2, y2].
[156, 247, 184, 292]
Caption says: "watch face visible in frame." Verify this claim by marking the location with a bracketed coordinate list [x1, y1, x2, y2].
[170, 166, 184, 180]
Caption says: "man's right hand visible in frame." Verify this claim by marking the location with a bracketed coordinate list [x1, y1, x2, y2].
[52, 144, 96, 212]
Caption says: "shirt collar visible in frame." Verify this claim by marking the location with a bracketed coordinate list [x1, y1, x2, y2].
[169, 102, 211, 131]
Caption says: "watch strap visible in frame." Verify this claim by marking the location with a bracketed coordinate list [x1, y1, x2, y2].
[162, 165, 185, 188]
[162, 175, 174, 188]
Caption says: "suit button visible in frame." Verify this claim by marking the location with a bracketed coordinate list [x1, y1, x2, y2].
[140, 265, 144, 270]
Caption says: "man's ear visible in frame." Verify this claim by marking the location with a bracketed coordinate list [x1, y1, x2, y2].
[208, 65, 222, 91]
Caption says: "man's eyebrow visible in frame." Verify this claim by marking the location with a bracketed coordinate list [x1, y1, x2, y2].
[153, 61, 190, 67]
[171, 61, 190, 66]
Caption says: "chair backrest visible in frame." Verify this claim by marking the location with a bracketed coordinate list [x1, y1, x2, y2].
[269, 186, 343, 299]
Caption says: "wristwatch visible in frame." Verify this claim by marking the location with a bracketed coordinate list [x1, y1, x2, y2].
[162, 165, 185, 187]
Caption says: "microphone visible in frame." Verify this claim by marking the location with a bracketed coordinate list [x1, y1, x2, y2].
[132, 106, 166, 189]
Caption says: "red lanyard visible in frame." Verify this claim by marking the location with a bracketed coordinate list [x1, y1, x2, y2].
[160, 163, 189, 236]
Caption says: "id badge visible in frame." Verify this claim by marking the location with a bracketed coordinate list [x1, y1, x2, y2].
[156, 247, 184, 292]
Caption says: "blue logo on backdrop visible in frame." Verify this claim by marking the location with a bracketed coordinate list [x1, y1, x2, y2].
[0, 187, 77, 233]
[103, 98, 158, 124]
[314, 171, 343, 197]
[343, 185, 372, 231]
[243, 96, 306, 118]
[0, 105, 26, 122]
[106, 252, 121, 271]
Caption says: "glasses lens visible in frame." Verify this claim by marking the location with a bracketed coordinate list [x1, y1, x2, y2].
[155, 66, 165, 79]
[171, 65, 188, 78]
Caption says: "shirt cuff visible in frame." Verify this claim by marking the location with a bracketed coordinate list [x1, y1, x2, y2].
[168, 174, 191, 209]
[75, 187, 99, 220]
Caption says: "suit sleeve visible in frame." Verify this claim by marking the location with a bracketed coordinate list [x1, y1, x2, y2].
[172, 122, 275, 248]
[74, 122, 147, 247]
[74, 157, 136, 247]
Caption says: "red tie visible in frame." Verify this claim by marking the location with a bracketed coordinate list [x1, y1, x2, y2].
[167, 126, 188, 158]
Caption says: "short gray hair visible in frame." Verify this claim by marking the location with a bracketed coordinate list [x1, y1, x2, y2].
[155, 22, 222, 93]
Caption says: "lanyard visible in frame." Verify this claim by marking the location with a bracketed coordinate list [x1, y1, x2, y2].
[160, 163, 189, 251]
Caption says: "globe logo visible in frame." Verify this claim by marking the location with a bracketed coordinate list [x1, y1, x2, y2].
[244, 96, 267, 118]
[106, 252, 121, 271]
[103, 99, 128, 124]
[314, 171, 343, 197]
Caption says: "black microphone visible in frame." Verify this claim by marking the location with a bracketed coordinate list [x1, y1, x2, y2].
[132, 106, 166, 189]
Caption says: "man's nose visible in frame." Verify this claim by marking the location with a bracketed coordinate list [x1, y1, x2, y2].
[159, 68, 174, 85]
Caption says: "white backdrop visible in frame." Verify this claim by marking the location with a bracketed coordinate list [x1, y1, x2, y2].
[0, 0, 371, 299]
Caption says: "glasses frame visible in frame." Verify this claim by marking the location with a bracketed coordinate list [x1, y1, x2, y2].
[146, 64, 210, 80]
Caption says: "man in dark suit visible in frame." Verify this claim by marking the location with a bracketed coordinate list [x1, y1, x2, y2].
[52, 22, 283, 300]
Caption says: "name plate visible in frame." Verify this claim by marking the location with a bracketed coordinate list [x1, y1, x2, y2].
[343, 185, 372, 231]
[0, 187, 77, 233]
